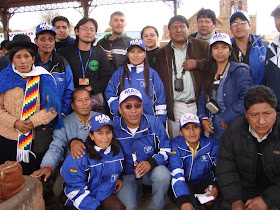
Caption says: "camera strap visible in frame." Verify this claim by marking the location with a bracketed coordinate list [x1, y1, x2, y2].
[172, 47, 189, 80]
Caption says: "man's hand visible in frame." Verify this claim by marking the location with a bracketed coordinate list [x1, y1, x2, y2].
[70, 140, 86, 159]
[135, 161, 151, 176]
[245, 196, 268, 210]
[115, 179, 122, 193]
[201, 119, 214, 134]
[106, 51, 113, 61]
[182, 59, 196, 71]
[14, 120, 33, 134]
[30, 168, 52, 182]
[204, 185, 218, 199]
[221, 120, 228, 128]
[232, 200, 246, 210]
[181, 202, 195, 210]
[85, 86, 92, 92]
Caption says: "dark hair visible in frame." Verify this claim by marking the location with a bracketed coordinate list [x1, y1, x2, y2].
[71, 87, 91, 103]
[120, 51, 150, 99]
[110, 11, 125, 21]
[9, 46, 36, 62]
[168, 15, 189, 30]
[74, 17, 98, 42]
[197, 9, 216, 25]
[203, 43, 238, 97]
[85, 130, 120, 160]
[1, 40, 10, 50]
[141, 26, 159, 39]
[52, 16, 70, 27]
[244, 85, 277, 111]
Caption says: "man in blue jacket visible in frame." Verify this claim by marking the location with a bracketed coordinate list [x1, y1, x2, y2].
[34, 22, 74, 116]
[230, 10, 268, 85]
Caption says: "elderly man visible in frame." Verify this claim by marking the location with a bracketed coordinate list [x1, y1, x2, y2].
[155, 15, 209, 139]
[97, 11, 132, 71]
[190, 8, 217, 43]
[52, 16, 75, 52]
[35, 22, 74, 116]
[230, 10, 268, 85]
[264, 5, 280, 112]
[71, 88, 171, 210]
[217, 85, 280, 209]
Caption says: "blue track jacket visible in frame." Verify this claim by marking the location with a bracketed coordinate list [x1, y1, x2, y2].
[105, 65, 167, 123]
[61, 147, 124, 210]
[169, 136, 218, 201]
[113, 114, 170, 175]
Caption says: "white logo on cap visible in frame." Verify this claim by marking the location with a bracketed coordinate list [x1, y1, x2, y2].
[95, 114, 111, 123]
[130, 39, 143, 45]
[124, 88, 140, 96]
[39, 23, 53, 30]
[212, 33, 227, 41]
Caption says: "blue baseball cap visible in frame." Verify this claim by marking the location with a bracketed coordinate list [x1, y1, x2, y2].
[127, 38, 146, 52]
[179, 113, 201, 129]
[230, 10, 250, 24]
[89, 114, 114, 132]
[36, 23, 56, 36]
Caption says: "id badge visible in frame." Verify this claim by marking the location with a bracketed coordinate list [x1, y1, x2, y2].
[79, 78, 89, 86]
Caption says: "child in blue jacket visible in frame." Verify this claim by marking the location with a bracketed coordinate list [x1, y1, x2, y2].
[61, 114, 125, 210]
[105, 38, 167, 124]
[169, 113, 220, 209]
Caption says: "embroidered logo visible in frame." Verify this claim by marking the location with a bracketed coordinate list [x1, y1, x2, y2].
[70, 168, 78, 174]
[200, 155, 208, 162]
[89, 60, 99, 71]
[111, 174, 118, 182]
[144, 146, 153, 154]
[140, 81, 146, 87]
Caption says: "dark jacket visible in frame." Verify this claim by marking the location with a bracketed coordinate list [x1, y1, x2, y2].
[154, 37, 209, 121]
[97, 33, 132, 71]
[35, 51, 74, 115]
[198, 61, 253, 125]
[217, 116, 280, 208]
[0, 53, 10, 72]
[60, 42, 112, 96]
[55, 36, 75, 52]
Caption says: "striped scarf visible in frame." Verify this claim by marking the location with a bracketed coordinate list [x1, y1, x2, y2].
[17, 75, 40, 163]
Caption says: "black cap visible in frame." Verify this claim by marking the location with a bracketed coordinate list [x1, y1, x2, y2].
[271, 5, 280, 17]
[7, 34, 38, 52]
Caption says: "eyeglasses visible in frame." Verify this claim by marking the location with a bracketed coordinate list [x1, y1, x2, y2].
[124, 103, 142, 109]
[231, 21, 247, 28]
[79, 27, 96, 32]
[39, 37, 55, 42]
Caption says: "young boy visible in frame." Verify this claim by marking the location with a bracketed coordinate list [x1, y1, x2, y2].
[169, 113, 220, 209]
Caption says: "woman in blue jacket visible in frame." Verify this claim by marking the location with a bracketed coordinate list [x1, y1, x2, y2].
[61, 114, 125, 210]
[105, 38, 167, 124]
[198, 33, 253, 141]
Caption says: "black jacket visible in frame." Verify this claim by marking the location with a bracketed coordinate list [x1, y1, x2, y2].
[217, 116, 280, 208]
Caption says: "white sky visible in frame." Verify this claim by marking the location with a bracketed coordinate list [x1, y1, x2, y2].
[4, 0, 280, 37]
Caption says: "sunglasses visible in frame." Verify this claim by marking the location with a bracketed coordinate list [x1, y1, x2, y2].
[124, 103, 142, 109]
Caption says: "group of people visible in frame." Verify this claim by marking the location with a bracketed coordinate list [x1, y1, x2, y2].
[0, 4, 280, 210]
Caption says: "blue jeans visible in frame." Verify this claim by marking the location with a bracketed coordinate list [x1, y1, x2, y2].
[116, 165, 170, 210]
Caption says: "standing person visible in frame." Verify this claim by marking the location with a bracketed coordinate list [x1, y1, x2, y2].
[97, 11, 132, 72]
[198, 33, 253, 141]
[52, 16, 75, 52]
[105, 39, 167, 124]
[217, 85, 280, 209]
[61, 114, 125, 210]
[264, 5, 280, 112]
[0, 39, 11, 71]
[71, 88, 171, 210]
[60, 17, 112, 114]
[190, 9, 217, 43]
[230, 10, 268, 85]
[0, 36, 62, 175]
[35, 22, 74, 116]
[169, 113, 220, 210]
[141, 26, 160, 69]
[155, 15, 209, 139]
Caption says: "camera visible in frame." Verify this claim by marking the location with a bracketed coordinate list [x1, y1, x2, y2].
[206, 99, 221, 114]
[174, 78, 184, 92]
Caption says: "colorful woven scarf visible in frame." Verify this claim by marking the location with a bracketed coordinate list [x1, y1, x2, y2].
[17, 75, 40, 163]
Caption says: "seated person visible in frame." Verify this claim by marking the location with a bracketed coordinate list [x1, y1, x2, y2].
[61, 114, 125, 210]
[71, 88, 171, 210]
[217, 85, 280, 210]
[169, 113, 220, 210]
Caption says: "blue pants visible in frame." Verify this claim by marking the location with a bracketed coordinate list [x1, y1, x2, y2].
[117, 165, 170, 210]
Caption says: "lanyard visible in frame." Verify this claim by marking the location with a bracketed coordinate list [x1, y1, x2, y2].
[78, 47, 92, 78]
[173, 47, 189, 79]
